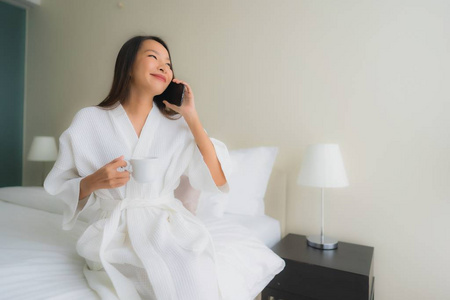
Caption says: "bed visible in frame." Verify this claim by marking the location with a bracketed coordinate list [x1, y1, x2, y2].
[0, 150, 286, 300]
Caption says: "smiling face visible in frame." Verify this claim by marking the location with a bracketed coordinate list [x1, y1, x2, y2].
[129, 39, 174, 96]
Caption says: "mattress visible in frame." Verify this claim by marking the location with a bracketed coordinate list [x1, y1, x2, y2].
[0, 195, 280, 299]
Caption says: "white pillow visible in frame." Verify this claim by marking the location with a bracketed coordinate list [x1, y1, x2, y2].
[0, 186, 65, 215]
[224, 147, 278, 216]
[196, 147, 278, 219]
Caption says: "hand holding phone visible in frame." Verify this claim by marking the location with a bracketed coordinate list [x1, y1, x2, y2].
[156, 81, 185, 107]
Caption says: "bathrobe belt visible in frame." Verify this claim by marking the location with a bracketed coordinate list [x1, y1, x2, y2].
[91, 194, 224, 300]
[97, 193, 211, 253]
[94, 194, 216, 299]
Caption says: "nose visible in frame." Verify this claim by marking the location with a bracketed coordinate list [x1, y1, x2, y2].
[159, 63, 169, 74]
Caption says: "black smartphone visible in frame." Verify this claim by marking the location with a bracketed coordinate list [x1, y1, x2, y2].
[156, 81, 185, 107]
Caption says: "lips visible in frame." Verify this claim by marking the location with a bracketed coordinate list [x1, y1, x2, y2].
[151, 74, 166, 82]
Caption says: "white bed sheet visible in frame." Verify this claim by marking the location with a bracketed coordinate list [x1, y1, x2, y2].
[0, 199, 280, 299]
[0, 201, 98, 300]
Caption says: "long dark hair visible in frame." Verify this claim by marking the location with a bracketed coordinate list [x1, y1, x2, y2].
[98, 35, 179, 119]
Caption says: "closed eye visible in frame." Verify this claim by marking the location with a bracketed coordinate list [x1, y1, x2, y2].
[148, 55, 172, 70]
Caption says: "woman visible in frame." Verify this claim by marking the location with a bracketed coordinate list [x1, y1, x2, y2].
[44, 35, 284, 300]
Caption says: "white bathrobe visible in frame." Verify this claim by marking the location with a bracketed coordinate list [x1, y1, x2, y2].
[44, 103, 285, 300]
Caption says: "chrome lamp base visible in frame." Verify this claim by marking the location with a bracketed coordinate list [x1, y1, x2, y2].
[307, 235, 338, 250]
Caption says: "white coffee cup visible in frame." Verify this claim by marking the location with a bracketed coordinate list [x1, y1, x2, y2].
[126, 157, 159, 183]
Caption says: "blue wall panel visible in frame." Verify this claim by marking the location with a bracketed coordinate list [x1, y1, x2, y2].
[0, 1, 26, 187]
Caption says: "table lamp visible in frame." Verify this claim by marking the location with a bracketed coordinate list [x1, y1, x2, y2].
[27, 136, 58, 185]
[297, 144, 348, 250]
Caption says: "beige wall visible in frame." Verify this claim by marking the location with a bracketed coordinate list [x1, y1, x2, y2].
[23, 0, 450, 299]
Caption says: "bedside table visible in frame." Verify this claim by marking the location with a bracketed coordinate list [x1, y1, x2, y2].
[262, 234, 374, 300]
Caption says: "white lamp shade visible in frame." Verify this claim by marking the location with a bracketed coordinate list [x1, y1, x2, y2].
[297, 144, 348, 188]
[27, 136, 58, 161]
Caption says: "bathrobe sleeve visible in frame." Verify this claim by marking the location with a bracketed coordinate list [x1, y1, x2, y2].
[185, 135, 233, 194]
[44, 127, 96, 231]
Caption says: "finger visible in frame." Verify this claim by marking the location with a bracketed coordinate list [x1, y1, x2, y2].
[111, 178, 130, 188]
[172, 78, 189, 90]
[115, 171, 130, 179]
[177, 81, 191, 93]
[109, 168, 130, 178]
[109, 155, 124, 164]
[184, 82, 191, 92]
[105, 180, 121, 189]
[100, 176, 130, 189]
[163, 100, 180, 111]
[112, 158, 128, 168]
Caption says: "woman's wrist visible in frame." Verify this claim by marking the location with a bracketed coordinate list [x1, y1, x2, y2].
[79, 175, 95, 200]
[182, 109, 199, 124]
